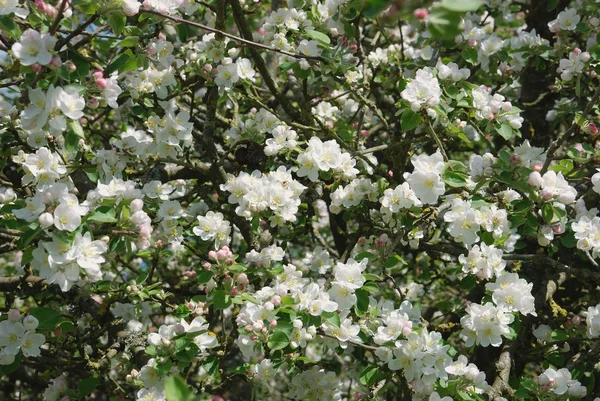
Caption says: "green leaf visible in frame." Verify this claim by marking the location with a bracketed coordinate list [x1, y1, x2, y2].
[542, 204, 554, 223]
[69, 120, 85, 138]
[401, 110, 421, 131]
[496, 123, 513, 140]
[112, 36, 140, 48]
[363, 0, 390, 18]
[440, 0, 483, 12]
[321, 311, 340, 328]
[196, 270, 214, 284]
[267, 330, 290, 351]
[228, 264, 246, 272]
[79, 377, 100, 397]
[547, 0, 558, 11]
[0, 352, 22, 375]
[106, 50, 138, 75]
[29, 307, 61, 330]
[560, 232, 577, 248]
[460, 275, 477, 290]
[176, 24, 189, 42]
[75, 0, 99, 14]
[461, 48, 478, 65]
[355, 289, 369, 316]
[108, 13, 126, 36]
[363, 273, 382, 281]
[87, 206, 118, 223]
[213, 290, 232, 309]
[442, 170, 469, 187]
[428, 6, 464, 40]
[305, 29, 330, 45]
[362, 282, 379, 293]
[164, 376, 191, 401]
[359, 365, 384, 386]
[17, 225, 42, 249]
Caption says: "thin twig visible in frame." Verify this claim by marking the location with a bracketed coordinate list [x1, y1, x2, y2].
[145, 9, 325, 62]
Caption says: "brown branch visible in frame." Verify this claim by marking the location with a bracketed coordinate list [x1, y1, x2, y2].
[541, 86, 600, 173]
[144, 9, 325, 62]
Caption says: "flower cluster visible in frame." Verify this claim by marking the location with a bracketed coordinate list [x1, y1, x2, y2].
[0, 310, 45, 365]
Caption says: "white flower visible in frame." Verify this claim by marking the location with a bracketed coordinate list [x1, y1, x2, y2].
[53, 203, 82, 232]
[405, 170, 445, 205]
[123, 0, 140, 15]
[215, 60, 239, 91]
[71, 232, 107, 280]
[485, 273, 536, 316]
[460, 302, 514, 347]
[236, 58, 256, 82]
[193, 211, 231, 248]
[0, 0, 29, 17]
[20, 330, 46, 357]
[401, 67, 442, 111]
[12, 29, 57, 66]
[586, 304, 600, 338]
[0, 320, 25, 355]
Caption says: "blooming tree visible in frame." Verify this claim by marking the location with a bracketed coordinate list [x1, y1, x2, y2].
[1, 0, 600, 400]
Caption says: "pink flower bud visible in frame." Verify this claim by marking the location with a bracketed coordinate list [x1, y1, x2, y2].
[414, 8, 428, 20]
[237, 273, 248, 286]
[49, 56, 62, 70]
[35, 0, 46, 11]
[353, 392, 363, 400]
[92, 70, 104, 79]
[203, 262, 212, 270]
[572, 315, 582, 326]
[261, 327, 267, 333]
[31, 63, 42, 73]
[541, 189, 554, 200]
[44, 4, 57, 17]
[95, 78, 107, 89]
[88, 98, 99, 109]
[184, 270, 196, 278]
[573, 47, 582, 55]
[574, 143, 584, 152]
[186, 301, 196, 310]
[580, 52, 591, 62]
[532, 163, 542, 172]
[208, 251, 217, 260]
[387, 170, 393, 177]
[588, 123, 598, 135]
[252, 321, 263, 331]
[360, 129, 369, 137]
[271, 295, 281, 306]
[230, 287, 239, 296]
[349, 44, 358, 52]
[509, 154, 521, 165]
[174, 324, 186, 335]
[468, 39, 478, 47]
[269, 320, 277, 328]
[225, 257, 234, 265]
[527, 171, 543, 187]
[64, 60, 76, 73]
[245, 324, 253, 331]
[8, 309, 20, 322]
